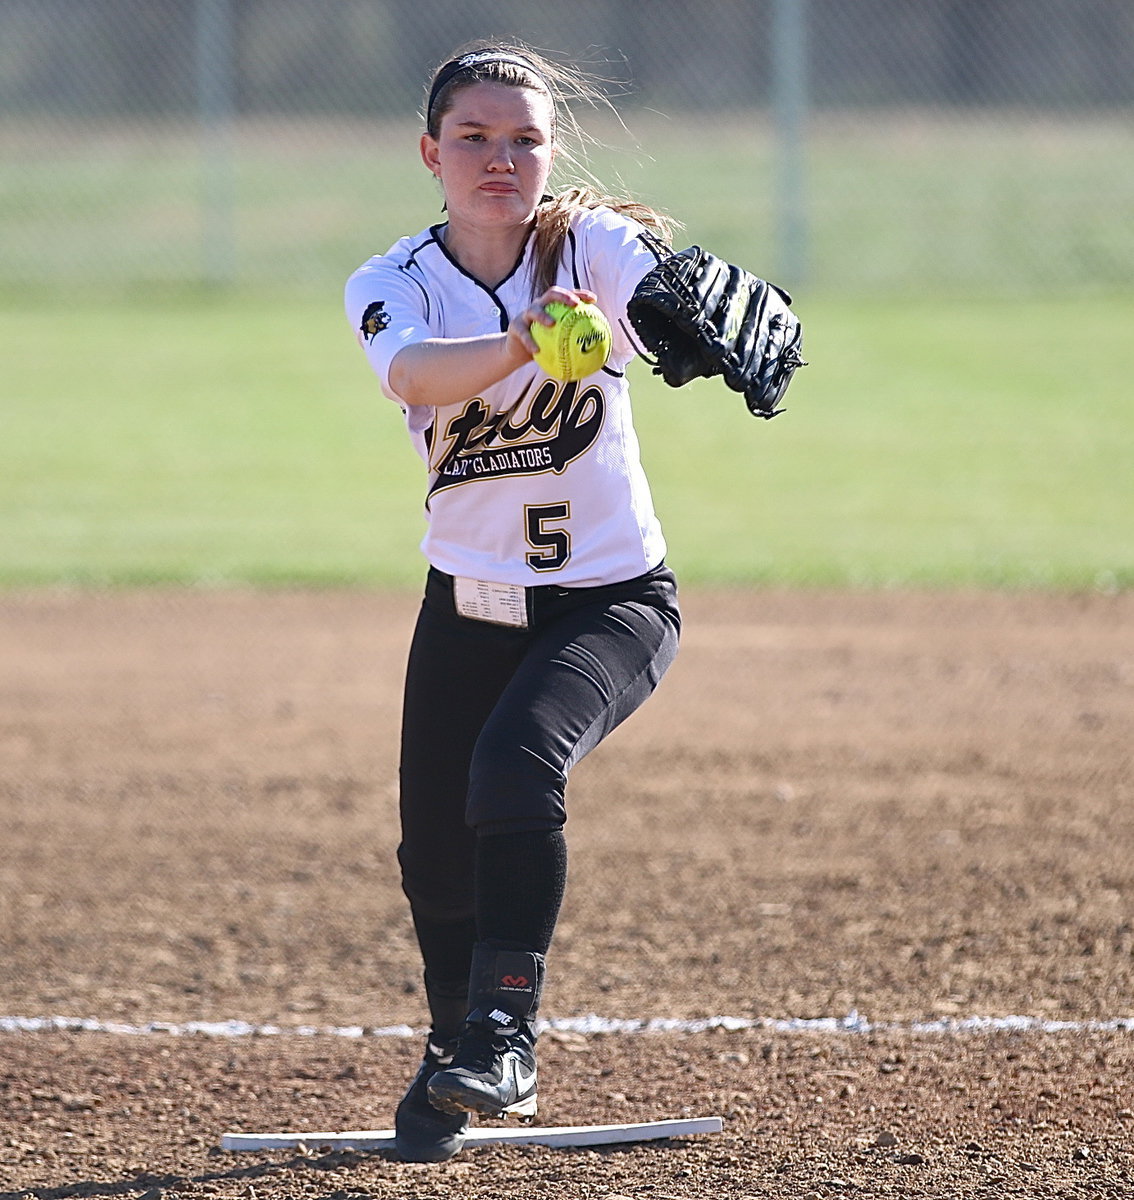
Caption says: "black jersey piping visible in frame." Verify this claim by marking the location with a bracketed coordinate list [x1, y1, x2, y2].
[401, 233, 435, 272]
[430, 223, 532, 333]
[637, 227, 673, 264]
[398, 234, 438, 321]
[566, 228, 582, 290]
[398, 267, 432, 321]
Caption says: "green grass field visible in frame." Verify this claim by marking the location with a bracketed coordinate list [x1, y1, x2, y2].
[3, 293, 1131, 589]
[3, 111, 1131, 588]
[5, 113, 1133, 297]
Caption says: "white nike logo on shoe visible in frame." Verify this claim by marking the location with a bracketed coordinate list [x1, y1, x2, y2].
[510, 1059, 536, 1093]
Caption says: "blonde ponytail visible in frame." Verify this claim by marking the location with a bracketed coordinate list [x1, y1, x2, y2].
[533, 186, 677, 295]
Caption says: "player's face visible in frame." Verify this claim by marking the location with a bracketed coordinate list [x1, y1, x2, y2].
[422, 81, 555, 233]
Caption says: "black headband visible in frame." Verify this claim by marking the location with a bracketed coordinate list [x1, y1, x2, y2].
[426, 50, 549, 126]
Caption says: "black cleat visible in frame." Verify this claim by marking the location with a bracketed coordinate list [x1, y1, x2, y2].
[427, 1008, 538, 1120]
[394, 1037, 472, 1163]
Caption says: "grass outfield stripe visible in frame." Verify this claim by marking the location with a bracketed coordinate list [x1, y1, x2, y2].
[3, 295, 1132, 588]
[3, 1014, 1133, 1037]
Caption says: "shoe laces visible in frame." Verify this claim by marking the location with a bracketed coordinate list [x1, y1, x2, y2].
[454, 1021, 507, 1073]
[459, 1007, 535, 1064]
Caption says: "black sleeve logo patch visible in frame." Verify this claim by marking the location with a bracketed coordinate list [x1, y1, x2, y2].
[360, 301, 391, 341]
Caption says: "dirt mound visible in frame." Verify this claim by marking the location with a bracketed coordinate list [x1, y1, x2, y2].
[2, 588, 1131, 1196]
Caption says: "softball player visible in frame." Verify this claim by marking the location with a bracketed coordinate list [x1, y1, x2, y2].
[345, 42, 682, 1163]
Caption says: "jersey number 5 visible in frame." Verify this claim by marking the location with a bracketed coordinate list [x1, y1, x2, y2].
[525, 503, 571, 572]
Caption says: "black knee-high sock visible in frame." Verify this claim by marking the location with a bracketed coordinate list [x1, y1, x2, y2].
[474, 828, 568, 955]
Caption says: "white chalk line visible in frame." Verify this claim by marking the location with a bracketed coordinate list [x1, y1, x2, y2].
[2, 1011, 1132, 1038]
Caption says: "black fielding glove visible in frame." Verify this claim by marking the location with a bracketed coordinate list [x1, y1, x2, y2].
[627, 246, 807, 418]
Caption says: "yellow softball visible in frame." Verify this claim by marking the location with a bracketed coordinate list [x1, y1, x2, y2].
[531, 301, 612, 381]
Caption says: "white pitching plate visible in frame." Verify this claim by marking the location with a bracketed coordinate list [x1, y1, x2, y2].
[222, 1115, 723, 1152]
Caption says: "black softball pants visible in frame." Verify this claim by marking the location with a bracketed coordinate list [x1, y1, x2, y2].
[397, 562, 680, 1027]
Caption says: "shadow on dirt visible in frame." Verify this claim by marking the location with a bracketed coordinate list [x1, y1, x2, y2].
[3, 1148, 386, 1200]
[3, 1139, 672, 1200]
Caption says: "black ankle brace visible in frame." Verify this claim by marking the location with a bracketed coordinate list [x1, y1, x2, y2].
[467, 941, 545, 1023]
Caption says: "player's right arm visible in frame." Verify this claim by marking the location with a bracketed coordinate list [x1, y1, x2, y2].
[387, 332, 530, 408]
[388, 285, 595, 408]
[346, 258, 593, 409]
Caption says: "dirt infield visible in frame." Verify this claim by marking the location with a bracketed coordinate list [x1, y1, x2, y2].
[1, 588, 1132, 1198]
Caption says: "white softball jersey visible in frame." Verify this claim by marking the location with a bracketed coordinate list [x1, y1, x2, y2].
[345, 205, 668, 588]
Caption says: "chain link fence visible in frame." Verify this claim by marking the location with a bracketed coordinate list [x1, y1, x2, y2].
[2, 0, 1133, 296]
